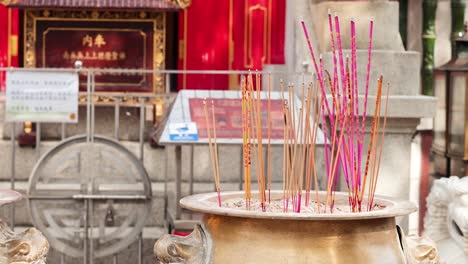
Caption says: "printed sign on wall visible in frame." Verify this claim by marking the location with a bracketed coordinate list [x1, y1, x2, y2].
[5, 71, 79, 123]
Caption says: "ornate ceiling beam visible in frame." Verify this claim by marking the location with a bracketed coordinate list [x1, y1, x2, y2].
[1, 0, 191, 10]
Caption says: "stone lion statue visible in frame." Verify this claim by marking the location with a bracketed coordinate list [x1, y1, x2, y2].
[154, 224, 207, 264]
[423, 176, 468, 264]
[0, 219, 49, 264]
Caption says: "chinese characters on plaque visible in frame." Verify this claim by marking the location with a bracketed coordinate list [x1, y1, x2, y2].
[5, 71, 79, 123]
[38, 23, 152, 92]
[62, 34, 127, 63]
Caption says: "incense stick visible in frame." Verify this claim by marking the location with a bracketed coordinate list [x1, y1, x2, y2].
[368, 82, 390, 210]
[267, 73, 272, 204]
[203, 99, 221, 207]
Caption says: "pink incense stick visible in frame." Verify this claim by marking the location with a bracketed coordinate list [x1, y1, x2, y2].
[301, 21, 333, 120]
[301, 21, 333, 178]
[351, 19, 361, 193]
[334, 14, 348, 113]
[344, 56, 356, 194]
[328, 10, 339, 114]
[351, 19, 359, 118]
[358, 19, 374, 195]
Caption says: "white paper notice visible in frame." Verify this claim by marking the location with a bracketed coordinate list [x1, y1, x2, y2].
[5, 71, 79, 123]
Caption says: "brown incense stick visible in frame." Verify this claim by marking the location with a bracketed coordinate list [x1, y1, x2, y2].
[310, 80, 322, 212]
[267, 73, 272, 204]
[325, 83, 342, 210]
[211, 100, 221, 206]
[241, 77, 250, 208]
[256, 72, 266, 209]
[312, 94, 323, 212]
[203, 99, 221, 207]
[368, 82, 390, 210]
[360, 76, 383, 203]
[248, 74, 260, 208]
[368, 91, 382, 210]
[284, 103, 294, 211]
[245, 77, 252, 209]
[298, 83, 307, 206]
[304, 84, 313, 206]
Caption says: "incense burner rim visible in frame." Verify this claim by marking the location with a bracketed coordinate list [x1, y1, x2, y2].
[180, 190, 417, 220]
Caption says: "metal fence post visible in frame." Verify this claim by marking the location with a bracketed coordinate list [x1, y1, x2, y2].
[10, 122, 16, 229]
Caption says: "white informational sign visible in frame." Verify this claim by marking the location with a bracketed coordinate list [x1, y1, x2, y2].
[5, 71, 79, 123]
[169, 122, 199, 141]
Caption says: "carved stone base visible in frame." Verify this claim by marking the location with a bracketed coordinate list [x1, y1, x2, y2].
[424, 176, 468, 263]
[0, 220, 49, 264]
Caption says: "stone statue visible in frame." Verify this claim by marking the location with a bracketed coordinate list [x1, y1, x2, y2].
[154, 224, 207, 264]
[0, 218, 49, 264]
[403, 234, 439, 264]
[0, 189, 49, 264]
[424, 176, 468, 263]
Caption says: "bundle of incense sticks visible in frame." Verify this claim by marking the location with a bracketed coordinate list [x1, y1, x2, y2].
[301, 11, 390, 212]
[237, 72, 323, 213]
[279, 79, 323, 213]
[241, 72, 268, 211]
[202, 11, 390, 214]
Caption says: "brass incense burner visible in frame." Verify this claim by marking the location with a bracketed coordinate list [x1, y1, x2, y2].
[155, 191, 438, 264]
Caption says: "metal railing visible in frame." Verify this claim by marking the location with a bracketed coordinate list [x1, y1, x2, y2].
[0, 67, 309, 263]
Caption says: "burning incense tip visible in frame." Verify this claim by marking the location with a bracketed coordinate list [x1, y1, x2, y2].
[334, 12, 338, 17]
[328, 8, 331, 15]
[351, 17, 355, 22]
[319, 54, 323, 59]
[370, 16, 375, 22]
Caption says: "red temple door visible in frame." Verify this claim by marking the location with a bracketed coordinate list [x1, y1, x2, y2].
[231, 0, 285, 71]
[0, 6, 19, 91]
[178, 0, 285, 90]
[177, 0, 230, 90]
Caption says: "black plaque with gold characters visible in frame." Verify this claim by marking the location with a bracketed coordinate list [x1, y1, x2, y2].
[24, 10, 166, 93]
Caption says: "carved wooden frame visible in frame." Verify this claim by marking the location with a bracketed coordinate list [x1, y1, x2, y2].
[24, 9, 166, 93]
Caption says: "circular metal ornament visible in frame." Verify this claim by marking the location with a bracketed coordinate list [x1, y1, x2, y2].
[27, 135, 152, 258]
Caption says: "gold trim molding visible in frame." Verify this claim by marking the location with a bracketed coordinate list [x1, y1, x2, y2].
[24, 9, 166, 93]
[3, 0, 191, 9]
